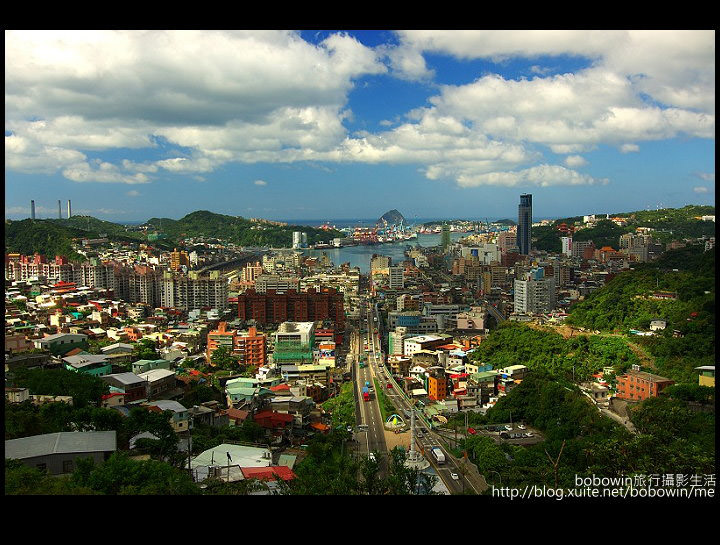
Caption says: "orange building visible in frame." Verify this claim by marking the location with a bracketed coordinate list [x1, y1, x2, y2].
[206, 321, 235, 363]
[615, 369, 674, 401]
[170, 248, 190, 271]
[206, 322, 267, 367]
[428, 374, 447, 401]
[234, 326, 267, 368]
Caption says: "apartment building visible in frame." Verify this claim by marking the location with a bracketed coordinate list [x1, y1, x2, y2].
[254, 274, 300, 293]
[169, 249, 190, 272]
[615, 369, 675, 401]
[161, 270, 228, 311]
[237, 288, 344, 328]
[514, 271, 556, 314]
[388, 266, 405, 289]
[206, 322, 267, 367]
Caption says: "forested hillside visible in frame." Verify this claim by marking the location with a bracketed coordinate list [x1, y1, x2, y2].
[566, 245, 715, 382]
[145, 210, 342, 247]
[5, 210, 344, 258]
[533, 205, 715, 252]
[469, 322, 640, 381]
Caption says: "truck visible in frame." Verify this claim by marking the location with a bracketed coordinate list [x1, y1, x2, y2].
[430, 447, 445, 464]
[362, 386, 370, 401]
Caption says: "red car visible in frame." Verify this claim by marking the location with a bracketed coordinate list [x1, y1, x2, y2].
[386, 382, 393, 389]
[467, 427, 477, 435]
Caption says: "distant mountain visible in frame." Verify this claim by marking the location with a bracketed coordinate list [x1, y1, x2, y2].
[4, 216, 151, 261]
[5, 210, 344, 259]
[144, 210, 343, 247]
[376, 209, 405, 226]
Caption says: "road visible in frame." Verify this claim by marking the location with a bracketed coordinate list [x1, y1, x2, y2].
[360, 295, 487, 495]
[351, 303, 388, 474]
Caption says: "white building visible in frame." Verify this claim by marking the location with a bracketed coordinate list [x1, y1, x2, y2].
[513, 274, 556, 314]
[561, 236, 573, 257]
[253, 274, 300, 293]
[161, 271, 228, 311]
[460, 243, 500, 264]
[274, 321, 315, 347]
[403, 335, 448, 357]
[389, 266, 404, 289]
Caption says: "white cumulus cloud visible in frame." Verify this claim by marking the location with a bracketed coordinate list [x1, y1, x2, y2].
[4, 30, 714, 191]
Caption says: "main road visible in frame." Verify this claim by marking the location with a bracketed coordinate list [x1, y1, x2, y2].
[351, 302, 388, 474]
[361, 295, 488, 495]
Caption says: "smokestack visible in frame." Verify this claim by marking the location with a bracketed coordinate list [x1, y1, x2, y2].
[58, 200, 62, 219]
[31, 200, 36, 220]
[67, 200, 72, 219]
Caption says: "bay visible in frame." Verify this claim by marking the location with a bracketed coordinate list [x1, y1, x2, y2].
[302, 232, 467, 274]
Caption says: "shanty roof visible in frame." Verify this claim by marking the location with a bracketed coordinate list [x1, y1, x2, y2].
[5, 431, 116, 460]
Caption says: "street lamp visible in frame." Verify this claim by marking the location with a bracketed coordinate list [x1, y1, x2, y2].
[487, 470, 501, 486]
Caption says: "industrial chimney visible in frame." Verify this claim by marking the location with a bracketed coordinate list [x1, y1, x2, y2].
[67, 200, 72, 219]
[31, 200, 36, 220]
[58, 200, 62, 219]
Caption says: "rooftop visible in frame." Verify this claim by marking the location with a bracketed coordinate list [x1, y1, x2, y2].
[6, 431, 117, 460]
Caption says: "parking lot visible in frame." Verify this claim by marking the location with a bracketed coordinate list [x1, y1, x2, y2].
[468, 424, 545, 446]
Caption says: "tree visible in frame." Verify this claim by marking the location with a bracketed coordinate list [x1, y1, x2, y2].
[359, 452, 383, 495]
[5, 459, 95, 495]
[11, 367, 108, 408]
[210, 345, 239, 370]
[132, 338, 160, 361]
[71, 452, 200, 495]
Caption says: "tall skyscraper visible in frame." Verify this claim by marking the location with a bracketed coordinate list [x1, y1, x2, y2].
[58, 200, 62, 219]
[518, 194, 532, 255]
[67, 200, 72, 218]
[30, 200, 36, 220]
[441, 223, 451, 250]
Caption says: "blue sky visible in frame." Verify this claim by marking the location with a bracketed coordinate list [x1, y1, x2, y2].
[5, 30, 715, 223]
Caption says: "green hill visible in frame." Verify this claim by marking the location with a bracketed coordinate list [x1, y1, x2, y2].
[566, 245, 715, 382]
[533, 205, 715, 252]
[145, 210, 343, 247]
[6, 210, 344, 259]
[5, 219, 88, 260]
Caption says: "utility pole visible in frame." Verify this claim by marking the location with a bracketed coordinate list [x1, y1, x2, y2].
[186, 415, 194, 479]
[545, 439, 566, 489]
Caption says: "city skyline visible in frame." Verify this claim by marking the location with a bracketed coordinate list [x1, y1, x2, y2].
[5, 30, 715, 223]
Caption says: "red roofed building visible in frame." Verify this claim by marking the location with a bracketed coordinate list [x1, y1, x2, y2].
[101, 392, 127, 408]
[270, 383, 292, 394]
[253, 410, 294, 429]
[241, 466, 296, 482]
[310, 421, 330, 433]
[225, 408, 250, 426]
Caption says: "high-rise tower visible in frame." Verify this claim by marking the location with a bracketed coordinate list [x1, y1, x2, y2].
[67, 200, 72, 218]
[31, 200, 36, 220]
[440, 223, 451, 250]
[518, 194, 532, 255]
[58, 200, 62, 219]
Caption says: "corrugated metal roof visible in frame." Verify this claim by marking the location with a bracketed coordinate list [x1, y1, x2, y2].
[103, 372, 146, 385]
[5, 431, 116, 459]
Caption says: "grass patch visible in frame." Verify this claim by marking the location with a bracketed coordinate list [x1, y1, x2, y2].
[373, 378, 395, 423]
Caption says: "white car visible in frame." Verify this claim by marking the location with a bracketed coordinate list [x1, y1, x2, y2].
[369, 453, 376, 462]
[517, 424, 526, 430]
[504, 425, 513, 431]
[451, 473, 459, 480]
